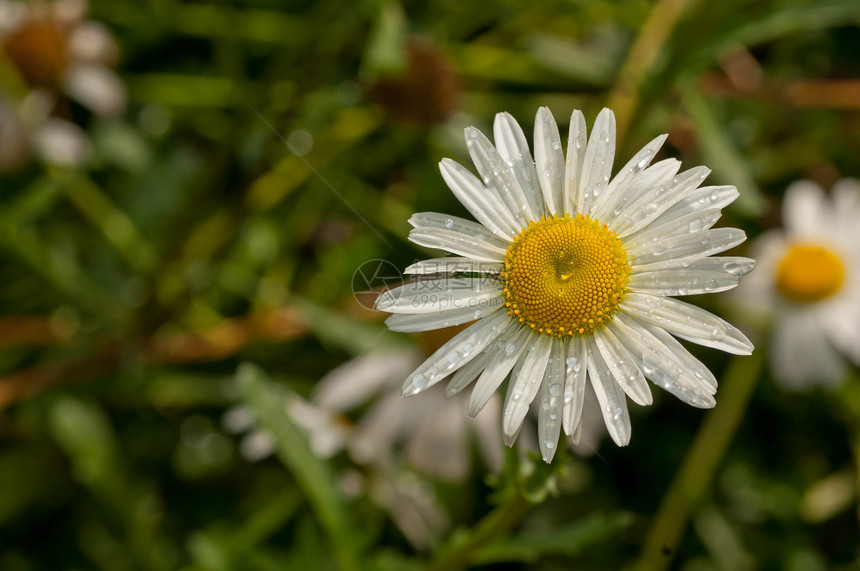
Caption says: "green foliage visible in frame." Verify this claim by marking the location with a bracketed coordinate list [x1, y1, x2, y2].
[0, 0, 859, 569]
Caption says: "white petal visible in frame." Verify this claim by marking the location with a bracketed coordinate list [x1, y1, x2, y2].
[592, 134, 668, 222]
[821, 301, 860, 364]
[628, 227, 747, 266]
[784, 180, 827, 239]
[534, 107, 565, 216]
[593, 326, 652, 406]
[385, 304, 503, 332]
[34, 118, 91, 167]
[439, 159, 519, 239]
[408, 227, 507, 262]
[597, 156, 681, 227]
[465, 127, 532, 226]
[642, 185, 738, 233]
[632, 255, 756, 279]
[609, 315, 716, 408]
[832, 179, 860, 242]
[578, 108, 616, 217]
[771, 310, 846, 389]
[538, 338, 565, 462]
[69, 21, 119, 64]
[401, 311, 514, 396]
[502, 333, 553, 445]
[406, 396, 469, 481]
[405, 257, 503, 275]
[562, 336, 588, 437]
[621, 293, 754, 355]
[627, 256, 755, 296]
[376, 278, 502, 315]
[314, 348, 420, 411]
[625, 209, 722, 250]
[564, 110, 588, 215]
[586, 335, 631, 446]
[469, 327, 531, 416]
[445, 346, 495, 396]
[608, 159, 686, 235]
[63, 63, 126, 117]
[643, 322, 719, 392]
[493, 112, 543, 219]
[409, 212, 509, 247]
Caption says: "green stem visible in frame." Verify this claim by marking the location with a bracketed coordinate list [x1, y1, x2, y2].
[607, 0, 694, 145]
[430, 493, 532, 571]
[632, 350, 764, 570]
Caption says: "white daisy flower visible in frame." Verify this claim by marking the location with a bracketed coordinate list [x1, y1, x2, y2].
[737, 179, 860, 389]
[376, 107, 755, 461]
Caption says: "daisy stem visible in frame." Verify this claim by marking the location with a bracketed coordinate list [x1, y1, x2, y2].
[607, 0, 693, 145]
[632, 349, 764, 570]
[429, 493, 532, 571]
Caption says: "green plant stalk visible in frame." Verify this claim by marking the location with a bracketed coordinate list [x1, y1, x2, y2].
[607, 0, 694, 145]
[430, 493, 532, 571]
[632, 350, 764, 570]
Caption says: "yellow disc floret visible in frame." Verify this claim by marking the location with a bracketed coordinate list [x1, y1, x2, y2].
[776, 244, 845, 303]
[502, 213, 630, 338]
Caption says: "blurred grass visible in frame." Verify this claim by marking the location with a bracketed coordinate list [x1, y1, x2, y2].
[0, 0, 858, 569]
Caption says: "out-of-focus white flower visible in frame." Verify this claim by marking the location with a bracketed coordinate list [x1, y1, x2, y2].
[288, 346, 504, 482]
[736, 179, 860, 389]
[0, 0, 126, 117]
[376, 107, 754, 461]
[0, 94, 91, 169]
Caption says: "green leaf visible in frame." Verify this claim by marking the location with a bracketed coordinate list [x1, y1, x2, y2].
[682, 90, 766, 217]
[48, 396, 123, 499]
[236, 363, 360, 571]
[473, 511, 634, 564]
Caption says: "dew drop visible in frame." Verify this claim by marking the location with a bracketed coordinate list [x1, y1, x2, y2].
[551, 141, 561, 150]
[550, 384, 561, 396]
[413, 375, 428, 389]
[544, 439, 555, 449]
[506, 343, 517, 355]
[636, 151, 653, 171]
[444, 218, 454, 228]
[448, 352, 461, 364]
[463, 343, 474, 354]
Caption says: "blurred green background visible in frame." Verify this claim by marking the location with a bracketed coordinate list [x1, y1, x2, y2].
[1, 0, 860, 569]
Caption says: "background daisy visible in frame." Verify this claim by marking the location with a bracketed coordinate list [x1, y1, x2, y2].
[737, 179, 860, 388]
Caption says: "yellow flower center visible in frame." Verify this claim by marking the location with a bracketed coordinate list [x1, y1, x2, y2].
[776, 244, 845, 303]
[502, 214, 630, 337]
